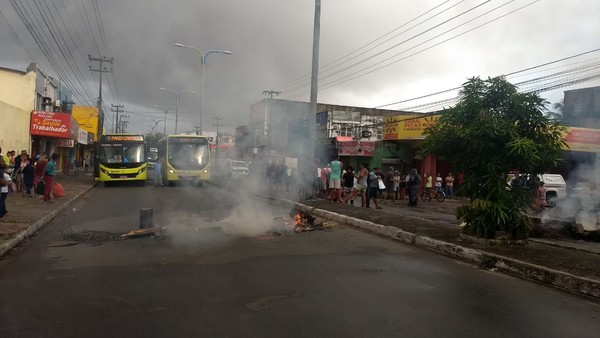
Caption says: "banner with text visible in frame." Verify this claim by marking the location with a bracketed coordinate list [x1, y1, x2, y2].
[384, 114, 441, 140]
[563, 127, 600, 153]
[30, 111, 72, 138]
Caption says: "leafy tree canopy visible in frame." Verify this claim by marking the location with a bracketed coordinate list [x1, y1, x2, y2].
[144, 132, 166, 148]
[421, 76, 566, 238]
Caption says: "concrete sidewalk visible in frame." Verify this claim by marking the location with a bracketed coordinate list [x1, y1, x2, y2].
[0, 174, 96, 253]
[224, 182, 600, 299]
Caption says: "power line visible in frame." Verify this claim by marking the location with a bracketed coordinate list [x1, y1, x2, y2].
[375, 48, 600, 109]
[275, 0, 456, 91]
[288, 0, 540, 99]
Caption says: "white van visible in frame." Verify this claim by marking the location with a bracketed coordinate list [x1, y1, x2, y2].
[507, 173, 566, 207]
[539, 174, 566, 206]
[220, 159, 249, 179]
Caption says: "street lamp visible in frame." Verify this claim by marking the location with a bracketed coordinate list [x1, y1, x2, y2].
[153, 105, 176, 134]
[174, 42, 231, 133]
[159, 88, 196, 134]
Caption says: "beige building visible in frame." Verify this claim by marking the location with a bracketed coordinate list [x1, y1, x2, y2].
[0, 65, 36, 154]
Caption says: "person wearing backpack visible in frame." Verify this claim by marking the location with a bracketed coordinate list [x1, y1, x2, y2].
[0, 164, 12, 217]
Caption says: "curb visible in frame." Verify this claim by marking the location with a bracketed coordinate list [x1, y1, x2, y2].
[0, 182, 99, 258]
[213, 182, 600, 301]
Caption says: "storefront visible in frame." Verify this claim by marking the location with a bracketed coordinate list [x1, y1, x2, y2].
[30, 110, 79, 171]
[383, 113, 446, 176]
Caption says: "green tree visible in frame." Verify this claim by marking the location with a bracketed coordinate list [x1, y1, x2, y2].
[421, 77, 566, 239]
[546, 99, 564, 121]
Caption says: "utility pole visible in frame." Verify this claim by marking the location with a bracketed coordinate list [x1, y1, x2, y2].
[118, 114, 130, 133]
[89, 55, 113, 179]
[111, 104, 124, 133]
[212, 117, 224, 161]
[302, 0, 321, 199]
[89, 55, 113, 138]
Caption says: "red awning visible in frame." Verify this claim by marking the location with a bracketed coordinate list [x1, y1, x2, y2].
[335, 136, 353, 142]
[337, 140, 375, 157]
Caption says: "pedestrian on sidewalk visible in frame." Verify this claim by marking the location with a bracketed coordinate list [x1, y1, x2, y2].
[445, 172, 454, 199]
[342, 166, 355, 205]
[407, 169, 421, 206]
[435, 173, 443, 193]
[368, 167, 382, 209]
[383, 167, 395, 204]
[392, 170, 400, 204]
[341, 163, 368, 207]
[43, 154, 58, 203]
[22, 155, 35, 197]
[153, 158, 164, 187]
[320, 164, 330, 197]
[424, 173, 433, 201]
[0, 164, 12, 217]
[329, 157, 343, 202]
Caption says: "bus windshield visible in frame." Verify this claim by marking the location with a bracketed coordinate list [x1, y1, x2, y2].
[100, 143, 146, 164]
[168, 138, 209, 170]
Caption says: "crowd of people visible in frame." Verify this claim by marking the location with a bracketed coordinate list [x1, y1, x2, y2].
[311, 159, 460, 209]
[0, 147, 64, 218]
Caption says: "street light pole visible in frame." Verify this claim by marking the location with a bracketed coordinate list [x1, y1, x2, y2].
[159, 88, 196, 134]
[174, 43, 231, 133]
[153, 105, 176, 134]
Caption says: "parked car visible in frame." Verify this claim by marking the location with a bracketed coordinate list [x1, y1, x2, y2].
[220, 160, 249, 179]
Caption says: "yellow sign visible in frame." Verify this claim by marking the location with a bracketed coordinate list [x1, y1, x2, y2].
[562, 127, 600, 153]
[384, 114, 441, 140]
[72, 106, 99, 141]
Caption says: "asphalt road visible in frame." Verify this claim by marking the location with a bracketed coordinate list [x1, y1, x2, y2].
[1, 183, 599, 338]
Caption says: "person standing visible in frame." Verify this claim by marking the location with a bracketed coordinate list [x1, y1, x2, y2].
[153, 158, 164, 187]
[329, 157, 343, 202]
[320, 164, 330, 197]
[383, 167, 395, 204]
[407, 169, 421, 206]
[0, 164, 12, 217]
[22, 155, 35, 197]
[424, 173, 433, 201]
[368, 167, 382, 209]
[435, 173, 443, 193]
[341, 166, 355, 205]
[43, 154, 58, 203]
[445, 172, 455, 199]
[392, 171, 400, 204]
[35, 154, 48, 187]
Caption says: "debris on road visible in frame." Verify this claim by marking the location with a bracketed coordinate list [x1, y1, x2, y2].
[120, 227, 164, 239]
[48, 241, 79, 247]
[61, 229, 121, 244]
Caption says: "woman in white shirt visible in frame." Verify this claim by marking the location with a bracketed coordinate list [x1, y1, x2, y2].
[0, 165, 12, 217]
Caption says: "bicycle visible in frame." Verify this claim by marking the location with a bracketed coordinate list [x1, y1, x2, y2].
[421, 189, 446, 202]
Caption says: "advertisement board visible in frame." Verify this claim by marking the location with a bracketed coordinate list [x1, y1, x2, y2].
[338, 141, 375, 157]
[78, 129, 89, 145]
[56, 139, 74, 148]
[72, 106, 99, 142]
[563, 127, 600, 153]
[30, 111, 72, 138]
[383, 114, 441, 140]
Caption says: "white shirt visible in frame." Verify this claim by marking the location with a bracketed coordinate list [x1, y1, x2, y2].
[1, 173, 11, 193]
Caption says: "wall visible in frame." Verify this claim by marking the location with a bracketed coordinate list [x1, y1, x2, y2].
[0, 67, 36, 112]
[0, 67, 36, 154]
[0, 101, 31, 154]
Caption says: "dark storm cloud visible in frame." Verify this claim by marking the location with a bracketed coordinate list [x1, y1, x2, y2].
[1, 0, 599, 133]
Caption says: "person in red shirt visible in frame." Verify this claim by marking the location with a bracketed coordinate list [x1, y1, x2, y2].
[34, 154, 48, 186]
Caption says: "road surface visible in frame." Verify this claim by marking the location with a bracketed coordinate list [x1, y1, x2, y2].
[0, 183, 599, 337]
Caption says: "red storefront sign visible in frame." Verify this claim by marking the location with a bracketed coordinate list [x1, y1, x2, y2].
[338, 140, 375, 157]
[30, 111, 72, 138]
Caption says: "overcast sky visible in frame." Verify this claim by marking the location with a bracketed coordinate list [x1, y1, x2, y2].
[1, 0, 599, 134]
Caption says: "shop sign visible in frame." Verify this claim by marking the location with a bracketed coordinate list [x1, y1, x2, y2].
[30, 111, 72, 138]
[383, 114, 441, 140]
[338, 141, 375, 157]
[78, 129, 89, 145]
[56, 139, 74, 148]
[70, 116, 79, 140]
[562, 127, 600, 153]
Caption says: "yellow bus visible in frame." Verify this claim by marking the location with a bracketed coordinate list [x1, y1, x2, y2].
[96, 134, 148, 184]
[158, 135, 210, 185]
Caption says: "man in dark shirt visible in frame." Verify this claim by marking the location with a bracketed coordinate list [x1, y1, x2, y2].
[342, 167, 355, 205]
